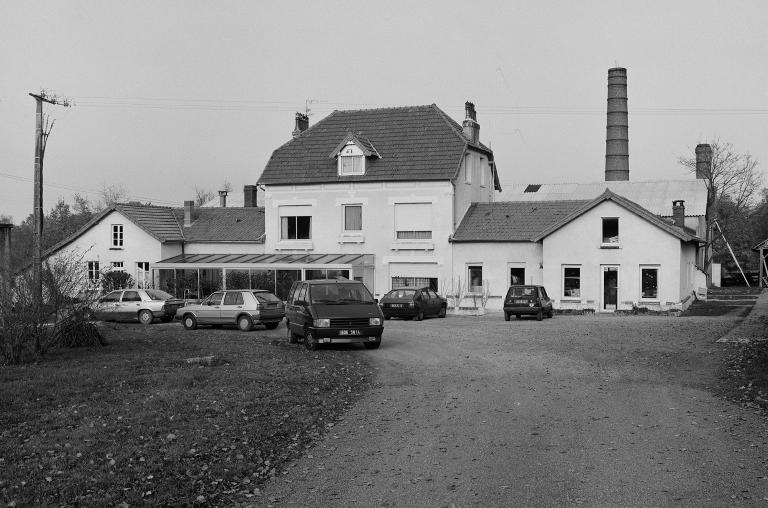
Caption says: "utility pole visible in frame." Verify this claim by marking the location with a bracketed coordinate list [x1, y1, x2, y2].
[29, 90, 71, 328]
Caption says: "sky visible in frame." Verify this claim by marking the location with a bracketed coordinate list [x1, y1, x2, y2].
[1, 0, 767, 223]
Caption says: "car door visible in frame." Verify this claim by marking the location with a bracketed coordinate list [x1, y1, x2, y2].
[120, 290, 143, 320]
[427, 289, 442, 315]
[539, 287, 552, 312]
[96, 291, 121, 320]
[198, 292, 224, 324]
[291, 283, 311, 335]
[221, 291, 245, 324]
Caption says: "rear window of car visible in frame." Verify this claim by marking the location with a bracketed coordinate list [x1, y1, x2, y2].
[385, 289, 416, 299]
[507, 287, 536, 297]
[310, 283, 375, 304]
[253, 292, 281, 304]
[145, 290, 173, 301]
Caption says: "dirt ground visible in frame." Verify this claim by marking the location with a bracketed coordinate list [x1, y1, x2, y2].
[258, 311, 768, 507]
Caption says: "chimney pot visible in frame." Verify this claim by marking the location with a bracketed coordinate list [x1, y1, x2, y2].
[243, 185, 258, 208]
[695, 144, 712, 179]
[462, 101, 480, 144]
[218, 190, 228, 208]
[672, 200, 686, 228]
[605, 67, 630, 181]
[184, 200, 194, 227]
[292, 113, 309, 138]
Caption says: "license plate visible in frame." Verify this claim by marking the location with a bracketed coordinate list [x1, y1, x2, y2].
[390, 304, 403, 308]
[515, 299, 528, 304]
[340, 330, 361, 335]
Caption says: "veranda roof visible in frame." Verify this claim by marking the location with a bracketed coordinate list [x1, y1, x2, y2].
[153, 253, 373, 268]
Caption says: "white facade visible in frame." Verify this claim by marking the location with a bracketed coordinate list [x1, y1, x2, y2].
[540, 200, 700, 312]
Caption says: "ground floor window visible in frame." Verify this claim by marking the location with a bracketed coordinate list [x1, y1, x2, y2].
[510, 267, 525, 285]
[640, 266, 659, 299]
[136, 262, 150, 288]
[391, 277, 437, 291]
[87, 261, 100, 284]
[563, 265, 581, 298]
[467, 265, 483, 292]
[111, 261, 124, 272]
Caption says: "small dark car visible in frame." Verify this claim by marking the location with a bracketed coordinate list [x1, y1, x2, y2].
[503, 285, 553, 321]
[284, 279, 384, 351]
[380, 287, 447, 321]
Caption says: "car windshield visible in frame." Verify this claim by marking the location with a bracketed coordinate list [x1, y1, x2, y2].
[253, 292, 281, 304]
[145, 289, 174, 301]
[385, 289, 417, 299]
[309, 283, 374, 304]
[509, 287, 536, 297]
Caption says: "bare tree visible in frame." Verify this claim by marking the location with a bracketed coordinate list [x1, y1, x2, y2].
[679, 139, 764, 283]
[193, 186, 215, 207]
[98, 184, 129, 210]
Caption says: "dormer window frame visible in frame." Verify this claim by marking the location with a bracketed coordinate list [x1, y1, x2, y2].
[338, 143, 366, 176]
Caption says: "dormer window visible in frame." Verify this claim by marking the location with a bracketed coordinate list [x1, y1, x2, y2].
[330, 133, 380, 177]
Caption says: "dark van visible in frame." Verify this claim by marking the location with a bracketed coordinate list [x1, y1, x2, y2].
[503, 285, 554, 321]
[285, 279, 384, 351]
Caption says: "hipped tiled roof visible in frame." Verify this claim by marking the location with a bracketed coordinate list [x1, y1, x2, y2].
[176, 207, 265, 242]
[258, 104, 496, 186]
[452, 200, 588, 242]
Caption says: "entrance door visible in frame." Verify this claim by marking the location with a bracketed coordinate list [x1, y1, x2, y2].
[510, 267, 525, 285]
[602, 266, 619, 311]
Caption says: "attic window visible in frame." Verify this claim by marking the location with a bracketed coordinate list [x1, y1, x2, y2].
[524, 184, 542, 193]
[338, 144, 365, 176]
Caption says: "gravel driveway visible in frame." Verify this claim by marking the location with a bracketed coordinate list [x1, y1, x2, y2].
[261, 312, 768, 507]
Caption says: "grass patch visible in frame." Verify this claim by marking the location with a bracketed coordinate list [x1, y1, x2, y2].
[0, 323, 377, 506]
[721, 334, 768, 410]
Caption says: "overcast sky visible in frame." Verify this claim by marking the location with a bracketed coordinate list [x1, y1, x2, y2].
[1, 0, 767, 223]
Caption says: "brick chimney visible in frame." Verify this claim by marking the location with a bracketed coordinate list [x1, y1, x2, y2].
[292, 113, 309, 138]
[672, 200, 685, 227]
[462, 101, 479, 144]
[605, 67, 630, 181]
[218, 190, 228, 208]
[184, 200, 194, 227]
[695, 144, 712, 179]
[244, 185, 258, 208]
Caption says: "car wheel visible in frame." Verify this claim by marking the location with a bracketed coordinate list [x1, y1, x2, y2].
[548, 309, 554, 318]
[504, 312, 510, 321]
[438, 306, 446, 318]
[364, 336, 381, 350]
[415, 311, 424, 321]
[138, 310, 154, 325]
[264, 322, 280, 330]
[182, 314, 197, 330]
[537, 309, 543, 321]
[304, 330, 318, 351]
[237, 315, 253, 332]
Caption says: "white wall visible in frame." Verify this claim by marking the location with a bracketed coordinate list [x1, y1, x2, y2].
[453, 151, 495, 229]
[541, 201, 690, 312]
[451, 241, 542, 310]
[263, 181, 456, 298]
[50, 210, 168, 288]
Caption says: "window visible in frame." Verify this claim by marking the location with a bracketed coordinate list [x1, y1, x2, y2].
[340, 155, 364, 175]
[122, 291, 141, 302]
[640, 266, 659, 299]
[223, 292, 244, 305]
[602, 218, 619, 245]
[111, 261, 124, 272]
[464, 155, 472, 184]
[101, 291, 121, 302]
[391, 277, 438, 291]
[394, 203, 432, 240]
[281, 216, 311, 239]
[563, 266, 581, 298]
[468, 265, 483, 292]
[296, 284, 308, 304]
[344, 205, 362, 231]
[206, 292, 225, 305]
[111, 224, 123, 248]
[136, 262, 150, 289]
[87, 261, 100, 283]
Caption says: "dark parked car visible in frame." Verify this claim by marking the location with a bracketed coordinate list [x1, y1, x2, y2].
[86, 289, 183, 324]
[175, 289, 285, 331]
[503, 285, 553, 321]
[380, 287, 447, 321]
[285, 279, 384, 351]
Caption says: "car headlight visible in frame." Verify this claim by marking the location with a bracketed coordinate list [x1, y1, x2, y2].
[314, 318, 330, 328]
[407, 301, 415, 307]
[369, 317, 381, 326]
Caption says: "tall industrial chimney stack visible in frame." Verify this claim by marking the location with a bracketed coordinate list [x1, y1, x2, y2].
[605, 67, 630, 181]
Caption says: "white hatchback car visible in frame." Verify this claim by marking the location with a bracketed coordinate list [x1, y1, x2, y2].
[175, 289, 285, 332]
